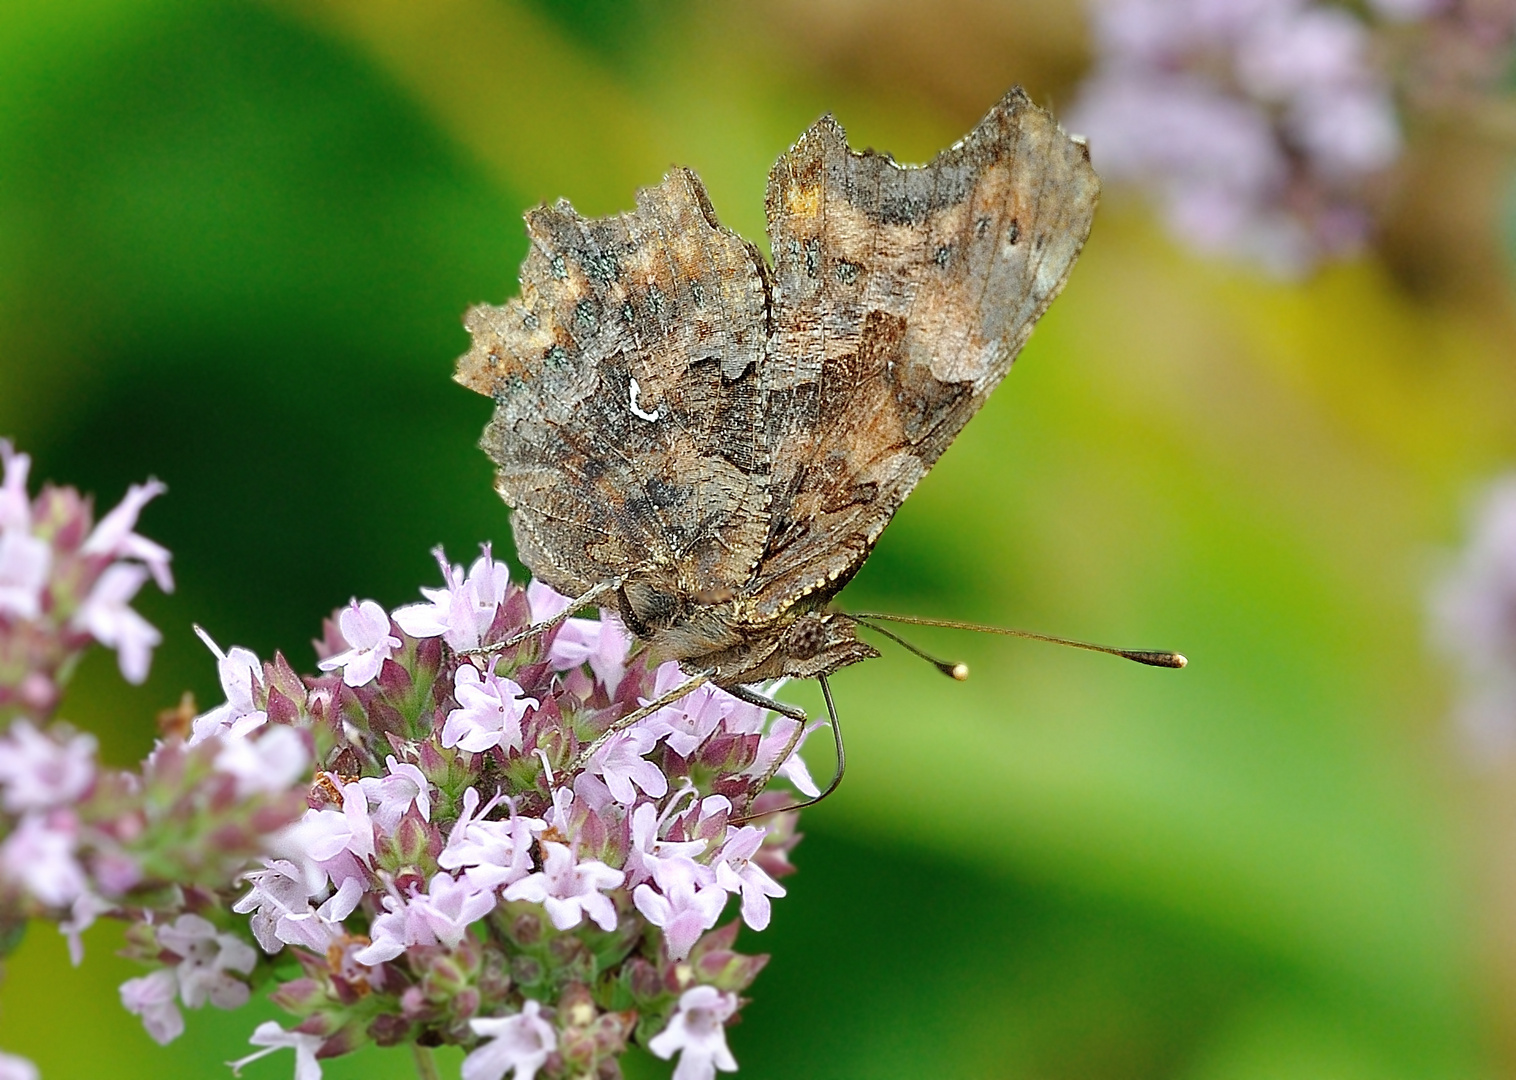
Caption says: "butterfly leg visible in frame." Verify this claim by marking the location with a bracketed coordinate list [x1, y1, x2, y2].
[569, 668, 715, 771]
[466, 578, 620, 658]
[732, 673, 845, 824]
[724, 682, 806, 720]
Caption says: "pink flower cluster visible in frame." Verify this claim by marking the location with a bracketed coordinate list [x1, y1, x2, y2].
[0, 443, 813, 1080]
[0, 439, 173, 714]
[1067, 0, 1445, 273]
[0, 442, 311, 1078]
[201, 545, 803, 1079]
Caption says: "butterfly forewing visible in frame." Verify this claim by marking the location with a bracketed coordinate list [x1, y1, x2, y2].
[456, 169, 775, 604]
[752, 88, 1099, 618]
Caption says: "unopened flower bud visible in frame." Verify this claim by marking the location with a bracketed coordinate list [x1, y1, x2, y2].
[400, 985, 428, 1019]
[548, 934, 588, 966]
[697, 949, 768, 993]
[367, 1013, 413, 1047]
[379, 815, 438, 876]
[91, 851, 141, 895]
[16, 673, 57, 715]
[511, 955, 543, 986]
[420, 952, 472, 1000]
[625, 957, 663, 1002]
[559, 984, 597, 1028]
[270, 977, 326, 1013]
[507, 910, 543, 946]
[452, 987, 480, 1020]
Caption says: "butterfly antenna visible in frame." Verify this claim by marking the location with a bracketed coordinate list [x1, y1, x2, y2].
[842, 614, 970, 681]
[848, 612, 1187, 669]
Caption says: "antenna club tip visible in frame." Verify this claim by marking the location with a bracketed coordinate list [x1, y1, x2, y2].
[951, 663, 970, 681]
[1173, 653, 1188, 669]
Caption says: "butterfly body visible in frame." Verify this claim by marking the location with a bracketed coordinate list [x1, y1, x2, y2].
[455, 88, 1098, 687]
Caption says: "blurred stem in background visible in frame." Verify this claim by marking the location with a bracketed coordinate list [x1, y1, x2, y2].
[413, 1044, 440, 1080]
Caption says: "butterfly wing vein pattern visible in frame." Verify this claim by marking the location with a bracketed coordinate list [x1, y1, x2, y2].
[456, 87, 1099, 685]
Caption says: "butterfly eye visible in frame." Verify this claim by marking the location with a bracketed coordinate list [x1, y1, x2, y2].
[786, 616, 827, 660]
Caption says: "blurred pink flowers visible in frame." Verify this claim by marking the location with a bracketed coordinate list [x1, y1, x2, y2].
[464, 999, 557, 1080]
[1433, 476, 1516, 758]
[0, 439, 172, 695]
[1068, 0, 1510, 272]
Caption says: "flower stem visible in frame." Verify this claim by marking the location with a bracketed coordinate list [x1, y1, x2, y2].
[412, 1044, 442, 1080]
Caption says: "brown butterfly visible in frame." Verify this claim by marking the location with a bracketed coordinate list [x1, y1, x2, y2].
[454, 88, 1179, 809]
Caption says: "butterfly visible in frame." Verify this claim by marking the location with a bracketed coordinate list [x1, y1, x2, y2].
[453, 89, 1171, 806]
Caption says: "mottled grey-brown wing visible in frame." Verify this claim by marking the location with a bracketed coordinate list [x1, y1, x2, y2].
[455, 169, 773, 601]
[751, 88, 1099, 617]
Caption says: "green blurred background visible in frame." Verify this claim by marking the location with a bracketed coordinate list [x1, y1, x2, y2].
[4, 1, 1516, 1077]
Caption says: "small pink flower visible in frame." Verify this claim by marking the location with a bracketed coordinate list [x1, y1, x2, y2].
[330, 782, 376, 864]
[393, 545, 510, 650]
[525, 579, 574, 624]
[317, 599, 400, 687]
[157, 913, 257, 1010]
[91, 851, 142, 895]
[641, 664, 760, 756]
[624, 800, 708, 887]
[411, 871, 498, 947]
[0, 529, 50, 620]
[120, 969, 184, 1045]
[353, 873, 496, 965]
[358, 755, 431, 833]
[213, 725, 308, 797]
[228, 1022, 324, 1080]
[439, 787, 543, 891]
[633, 857, 727, 960]
[648, 985, 739, 1080]
[188, 628, 267, 745]
[443, 661, 539, 753]
[0, 441, 30, 532]
[280, 782, 375, 886]
[552, 612, 632, 693]
[1432, 475, 1516, 757]
[60, 890, 115, 966]
[528, 580, 631, 692]
[353, 893, 411, 965]
[585, 727, 668, 804]
[72, 563, 161, 684]
[81, 478, 173, 592]
[0, 721, 97, 813]
[1234, 5, 1368, 103]
[747, 717, 823, 797]
[504, 840, 623, 932]
[465, 999, 557, 1080]
[233, 858, 335, 953]
[715, 826, 786, 931]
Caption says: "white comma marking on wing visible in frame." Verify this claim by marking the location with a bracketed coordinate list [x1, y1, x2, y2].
[628, 378, 661, 423]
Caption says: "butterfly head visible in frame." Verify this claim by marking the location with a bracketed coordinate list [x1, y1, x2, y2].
[767, 610, 879, 681]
